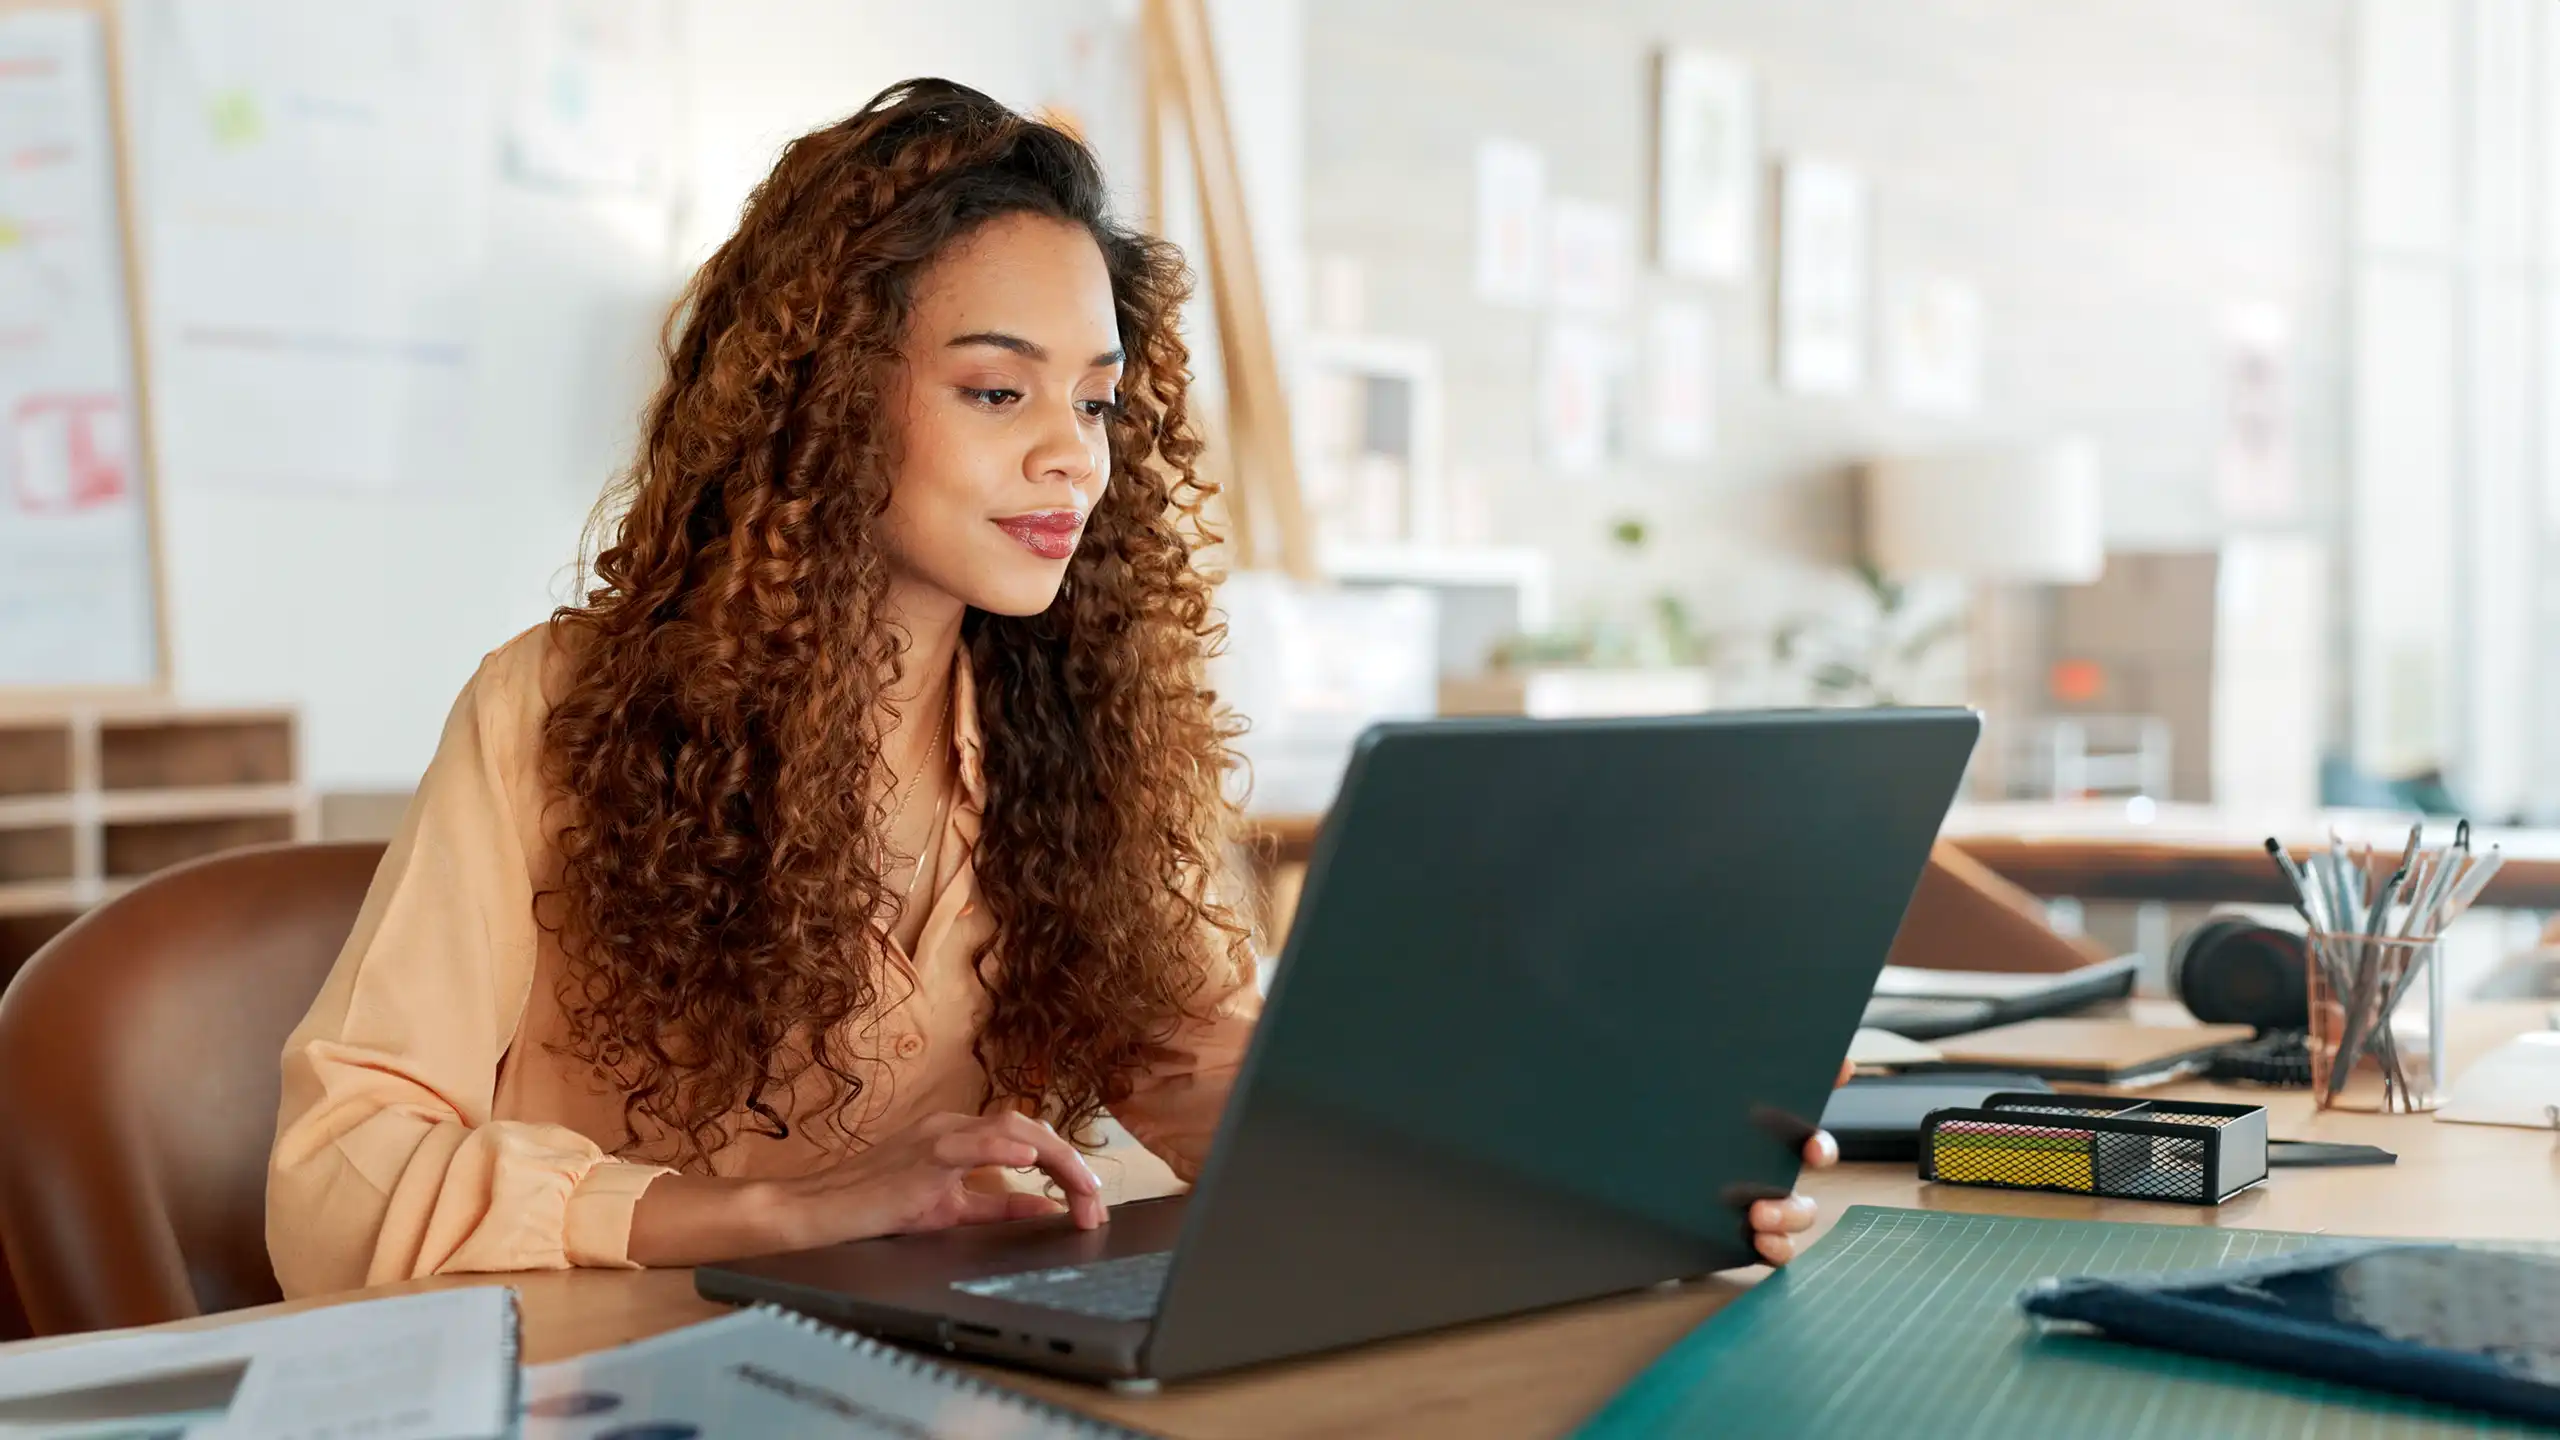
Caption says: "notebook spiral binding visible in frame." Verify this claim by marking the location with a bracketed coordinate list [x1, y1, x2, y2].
[747, 1303, 1157, 1438]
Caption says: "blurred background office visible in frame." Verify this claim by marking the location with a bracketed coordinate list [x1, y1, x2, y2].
[3, 0, 2557, 998]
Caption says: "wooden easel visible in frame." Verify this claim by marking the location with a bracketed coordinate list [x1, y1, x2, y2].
[1138, 0, 1316, 580]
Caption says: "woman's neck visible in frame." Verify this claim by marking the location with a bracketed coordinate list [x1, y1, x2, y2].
[879, 573, 966, 739]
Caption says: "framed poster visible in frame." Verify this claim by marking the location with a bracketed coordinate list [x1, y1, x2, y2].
[1776, 158, 1870, 394]
[1654, 48, 1756, 282]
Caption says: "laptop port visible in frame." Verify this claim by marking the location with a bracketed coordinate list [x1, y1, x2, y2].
[1049, 1339, 1074, 1355]
[952, 1322, 999, 1340]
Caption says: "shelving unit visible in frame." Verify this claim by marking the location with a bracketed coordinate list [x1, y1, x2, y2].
[0, 705, 311, 982]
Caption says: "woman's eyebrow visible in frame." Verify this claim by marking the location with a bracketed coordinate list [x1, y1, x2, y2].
[948, 331, 1124, 368]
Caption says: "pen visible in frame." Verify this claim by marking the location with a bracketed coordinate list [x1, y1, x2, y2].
[2325, 831, 2359, 935]
[2324, 828, 2388, 1102]
[2263, 838, 2321, 930]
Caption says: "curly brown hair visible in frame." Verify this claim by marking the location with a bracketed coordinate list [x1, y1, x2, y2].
[539, 79, 1251, 1168]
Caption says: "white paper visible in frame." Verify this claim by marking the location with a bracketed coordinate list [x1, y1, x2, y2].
[142, 0, 490, 492]
[1848, 1027, 1944, 1066]
[504, 0, 678, 195]
[1643, 301, 1715, 459]
[0, 9, 158, 688]
[1776, 158, 1869, 394]
[1473, 138, 1545, 307]
[0, 1288, 514, 1440]
[1885, 275, 1982, 414]
[1546, 198, 1630, 315]
[1538, 321, 1622, 474]
[2438, 1030, 2560, 1129]
[1654, 48, 1756, 281]
[2216, 301, 2295, 521]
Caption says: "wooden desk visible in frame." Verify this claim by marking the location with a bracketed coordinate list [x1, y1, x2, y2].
[10, 1005, 2555, 1439]
[1242, 803, 2560, 913]
[1938, 802, 2560, 911]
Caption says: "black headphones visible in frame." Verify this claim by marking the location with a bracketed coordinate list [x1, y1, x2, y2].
[2168, 915, 2310, 1029]
[2166, 915, 2311, 1086]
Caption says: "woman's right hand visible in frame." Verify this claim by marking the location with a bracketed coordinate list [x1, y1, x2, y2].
[764, 1110, 1108, 1250]
[627, 1110, 1106, 1267]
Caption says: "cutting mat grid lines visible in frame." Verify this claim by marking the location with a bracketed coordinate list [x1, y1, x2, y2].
[1574, 1207, 2560, 1439]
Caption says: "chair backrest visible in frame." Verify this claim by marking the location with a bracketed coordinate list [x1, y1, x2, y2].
[0, 841, 385, 1336]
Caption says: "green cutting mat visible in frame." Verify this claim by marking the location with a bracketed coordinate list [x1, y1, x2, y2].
[1574, 1206, 2560, 1439]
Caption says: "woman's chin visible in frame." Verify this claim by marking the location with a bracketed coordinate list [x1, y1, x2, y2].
[964, 571, 1070, 618]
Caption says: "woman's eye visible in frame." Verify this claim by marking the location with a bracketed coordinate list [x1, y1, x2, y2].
[1078, 397, 1118, 419]
[963, 387, 1023, 408]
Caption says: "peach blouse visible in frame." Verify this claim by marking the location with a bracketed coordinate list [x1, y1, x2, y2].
[266, 625, 1259, 1298]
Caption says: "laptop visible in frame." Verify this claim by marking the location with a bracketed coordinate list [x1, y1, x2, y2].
[699, 708, 1980, 1385]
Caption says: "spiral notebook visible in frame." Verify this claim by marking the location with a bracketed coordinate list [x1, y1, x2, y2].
[520, 1303, 1150, 1439]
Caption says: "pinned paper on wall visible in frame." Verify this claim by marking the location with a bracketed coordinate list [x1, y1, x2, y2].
[1653, 48, 1757, 282]
[504, 0, 679, 196]
[1885, 275, 1982, 414]
[1547, 198, 1631, 314]
[1776, 158, 1869, 394]
[1643, 301, 1715, 460]
[1474, 137, 1546, 307]
[2216, 301, 2295, 521]
[1539, 321, 1623, 475]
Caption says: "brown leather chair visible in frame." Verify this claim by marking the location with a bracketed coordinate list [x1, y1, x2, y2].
[0, 1247, 26, 1342]
[0, 841, 385, 1336]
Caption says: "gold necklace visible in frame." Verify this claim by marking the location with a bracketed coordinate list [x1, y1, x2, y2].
[879, 681, 953, 892]
[903, 782, 952, 910]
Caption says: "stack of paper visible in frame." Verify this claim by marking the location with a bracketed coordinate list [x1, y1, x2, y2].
[0, 1287, 515, 1439]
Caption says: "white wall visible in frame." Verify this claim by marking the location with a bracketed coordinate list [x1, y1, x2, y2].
[1303, 0, 2346, 656]
[131, 0, 1301, 789]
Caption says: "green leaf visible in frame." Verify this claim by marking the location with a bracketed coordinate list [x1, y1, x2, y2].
[1854, 558, 1904, 612]
[1812, 661, 1866, 693]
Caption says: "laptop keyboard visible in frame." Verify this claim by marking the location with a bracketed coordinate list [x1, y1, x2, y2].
[950, 1251, 1174, 1322]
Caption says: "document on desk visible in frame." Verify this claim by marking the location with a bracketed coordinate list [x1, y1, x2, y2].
[522, 1305, 1145, 1438]
[0, 1286, 515, 1439]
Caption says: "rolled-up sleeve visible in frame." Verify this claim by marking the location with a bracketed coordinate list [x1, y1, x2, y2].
[1110, 946, 1262, 1181]
[267, 645, 670, 1298]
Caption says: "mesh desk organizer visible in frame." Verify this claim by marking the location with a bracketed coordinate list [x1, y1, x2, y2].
[1920, 1092, 2269, 1204]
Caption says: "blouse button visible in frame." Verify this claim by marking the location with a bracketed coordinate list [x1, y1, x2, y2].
[895, 1033, 925, 1059]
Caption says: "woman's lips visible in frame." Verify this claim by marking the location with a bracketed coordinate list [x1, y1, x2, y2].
[994, 510, 1083, 560]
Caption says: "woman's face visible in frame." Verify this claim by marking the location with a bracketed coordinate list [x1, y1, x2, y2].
[884, 211, 1121, 619]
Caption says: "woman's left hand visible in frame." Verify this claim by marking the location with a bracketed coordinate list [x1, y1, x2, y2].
[1747, 1057, 1851, 1267]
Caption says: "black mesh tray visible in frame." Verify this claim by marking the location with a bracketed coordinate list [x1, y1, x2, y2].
[1917, 1092, 2268, 1205]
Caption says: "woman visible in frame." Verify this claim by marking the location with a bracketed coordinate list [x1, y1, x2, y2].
[267, 80, 1831, 1297]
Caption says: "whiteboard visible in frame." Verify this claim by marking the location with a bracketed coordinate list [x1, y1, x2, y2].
[0, 3, 162, 692]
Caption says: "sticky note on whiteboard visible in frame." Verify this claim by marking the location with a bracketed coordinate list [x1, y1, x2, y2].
[10, 391, 128, 513]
